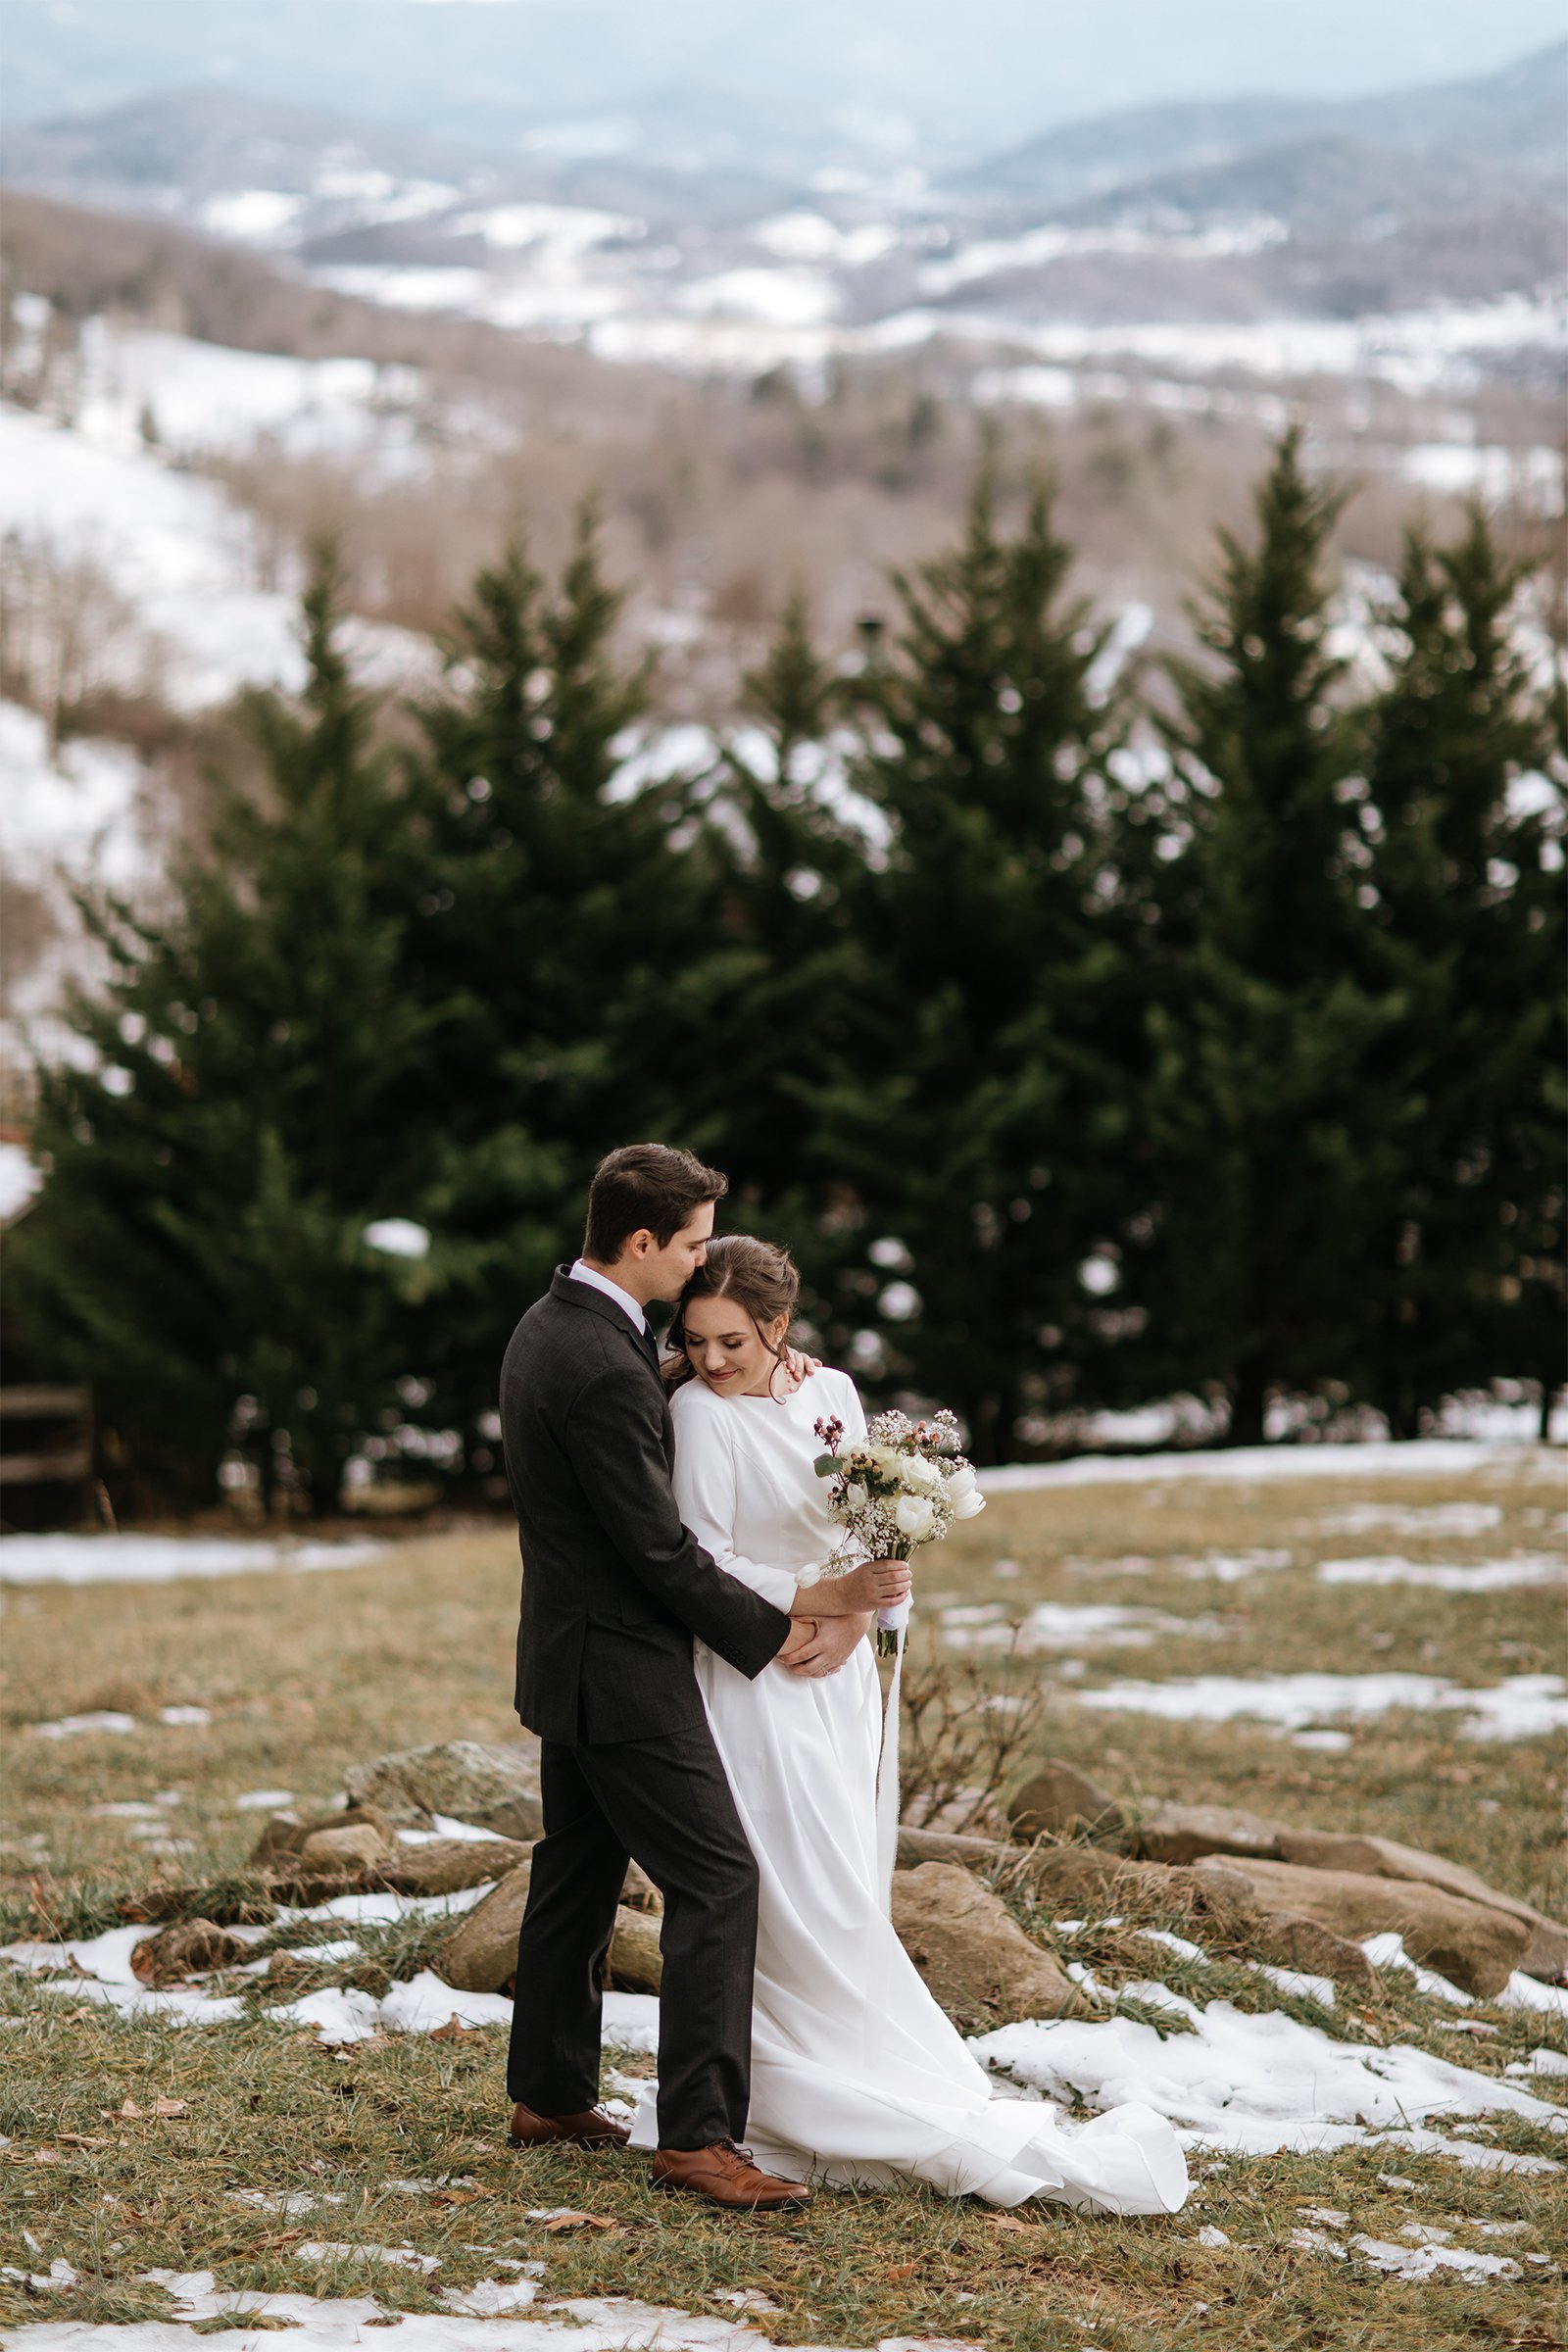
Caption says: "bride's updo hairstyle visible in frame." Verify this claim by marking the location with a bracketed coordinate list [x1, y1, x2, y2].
[664, 1236, 801, 1397]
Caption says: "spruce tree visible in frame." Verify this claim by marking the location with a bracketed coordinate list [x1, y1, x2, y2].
[811, 470, 1140, 1460]
[6, 555, 435, 1510]
[1143, 429, 1405, 1444]
[397, 510, 743, 1437]
[696, 587, 870, 1224]
[1359, 513, 1566, 1432]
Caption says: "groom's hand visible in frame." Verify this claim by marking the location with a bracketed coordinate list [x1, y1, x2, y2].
[777, 1617, 821, 1667]
[812, 1558, 912, 1614]
[783, 1612, 875, 1677]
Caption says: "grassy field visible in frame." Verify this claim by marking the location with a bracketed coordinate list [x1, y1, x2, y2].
[2, 1449, 1565, 2350]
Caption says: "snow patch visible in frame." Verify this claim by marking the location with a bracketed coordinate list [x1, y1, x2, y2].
[982, 1438, 1557, 1494]
[0, 1533, 384, 1586]
[1320, 1502, 1503, 1538]
[974, 1998, 1566, 2168]
[1497, 1972, 1568, 2021]
[1317, 1555, 1566, 1592]
[1074, 1671, 1568, 1740]
[943, 1599, 1223, 1650]
[0, 402, 430, 711]
[0, 2265, 961, 2350]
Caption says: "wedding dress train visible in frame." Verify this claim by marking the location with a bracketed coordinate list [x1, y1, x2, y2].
[626, 1366, 1189, 2214]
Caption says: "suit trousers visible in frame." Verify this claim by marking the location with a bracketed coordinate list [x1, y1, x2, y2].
[507, 1720, 760, 2150]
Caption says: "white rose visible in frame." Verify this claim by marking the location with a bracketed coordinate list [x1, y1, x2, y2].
[846, 1481, 868, 1511]
[903, 1457, 943, 1494]
[894, 1494, 935, 1540]
[953, 1489, 986, 1519]
[946, 1465, 976, 1498]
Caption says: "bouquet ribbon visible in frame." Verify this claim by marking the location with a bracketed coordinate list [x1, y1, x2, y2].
[873, 1599, 908, 1911]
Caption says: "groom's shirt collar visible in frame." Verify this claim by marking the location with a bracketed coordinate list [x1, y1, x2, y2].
[567, 1256, 647, 1335]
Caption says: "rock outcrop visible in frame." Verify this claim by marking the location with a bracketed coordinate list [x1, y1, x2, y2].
[130, 1917, 252, 1985]
[434, 1861, 662, 1996]
[1191, 1854, 1532, 1998]
[1131, 1800, 1294, 1869]
[341, 1740, 545, 1840]
[1007, 1761, 1128, 1841]
[890, 1861, 1078, 2030]
[436, 1861, 533, 1992]
[1269, 1831, 1568, 1984]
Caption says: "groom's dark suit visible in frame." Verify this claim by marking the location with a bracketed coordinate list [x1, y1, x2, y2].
[501, 1267, 792, 2149]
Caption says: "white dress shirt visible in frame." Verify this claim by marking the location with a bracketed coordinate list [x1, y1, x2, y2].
[567, 1256, 647, 1334]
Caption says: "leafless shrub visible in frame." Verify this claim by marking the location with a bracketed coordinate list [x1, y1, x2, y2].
[897, 1633, 1047, 1836]
[0, 530, 144, 746]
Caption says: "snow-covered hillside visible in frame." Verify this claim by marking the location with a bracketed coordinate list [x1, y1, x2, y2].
[0, 316, 436, 710]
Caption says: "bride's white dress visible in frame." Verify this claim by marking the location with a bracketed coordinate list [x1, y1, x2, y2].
[627, 1364, 1190, 2213]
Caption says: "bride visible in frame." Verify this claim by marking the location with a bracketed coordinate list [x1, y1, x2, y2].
[627, 1234, 1190, 2215]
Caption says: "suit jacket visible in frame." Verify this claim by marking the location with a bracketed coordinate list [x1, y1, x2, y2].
[502, 1267, 793, 1742]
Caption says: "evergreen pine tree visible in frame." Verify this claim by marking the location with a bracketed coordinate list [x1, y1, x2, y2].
[697, 587, 870, 1222]
[811, 470, 1140, 1460]
[1142, 428, 1406, 1444]
[1359, 512, 1566, 1433]
[397, 510, 745, 1441]
[6, 554, 434, 1510]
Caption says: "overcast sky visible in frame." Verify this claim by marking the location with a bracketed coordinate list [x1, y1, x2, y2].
[9, 0, 1565, 140]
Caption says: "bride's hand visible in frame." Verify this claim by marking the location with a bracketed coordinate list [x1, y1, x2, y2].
[780, 1344, 823, 1387]
[812, 1558, 911, 1614]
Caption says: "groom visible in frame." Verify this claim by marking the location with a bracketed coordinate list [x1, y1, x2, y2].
[500, 1143, 833, 2213]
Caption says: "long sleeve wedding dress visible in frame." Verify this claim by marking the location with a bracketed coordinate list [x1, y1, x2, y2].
[625, 1364, 1190, 2213]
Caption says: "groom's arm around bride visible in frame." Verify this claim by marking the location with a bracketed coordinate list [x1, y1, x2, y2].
[499, 1144, 814, 2211]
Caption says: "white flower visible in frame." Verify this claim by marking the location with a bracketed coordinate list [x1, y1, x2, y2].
[953, 1490, 987, 1520]
[894, 1494, 935, 1540]
[901, 1456, 944, 1494]
[846, 1481, 868, 1511]
[946, 1465, 976, 1498]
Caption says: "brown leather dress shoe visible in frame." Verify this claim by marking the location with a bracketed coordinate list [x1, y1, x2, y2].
[651, 2140, 811, 2211]
[509, 2100, 631, 2149]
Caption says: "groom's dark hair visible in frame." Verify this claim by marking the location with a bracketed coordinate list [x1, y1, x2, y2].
[584, 1144, 729, 1261]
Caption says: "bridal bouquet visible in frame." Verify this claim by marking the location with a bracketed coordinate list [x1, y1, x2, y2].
[808, 1406, 986, 1654]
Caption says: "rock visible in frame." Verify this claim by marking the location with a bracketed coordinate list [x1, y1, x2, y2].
[380, 1838, 530, 1896]
[896, 1826, 1012, 1871]
[296, 1823, 391, 1876]
[435, 1861, 531, 1993]
[433, 1859, 666, 1996]
[1518, 1920, 1568, 1984]
[620, 1860, 663, 1914]
[1272, 1831, 1568, 1984]
[1192, 1856, 1531, 1998]
[342, 1740, 544, 1838]
[607, 1906, 663, 1995]
[249, 1811, 306, 1865]
[248, 1802, 394, 1870]
[1250, 1912, 1380, 1992]
[1131, 1801, 1289, 1868]
[1022, 1845, 1191, 1914]
[891, 1861, 1078, 2031]
[130, 1918, 251, 1986]
[1007, 1760, 1127, 1841]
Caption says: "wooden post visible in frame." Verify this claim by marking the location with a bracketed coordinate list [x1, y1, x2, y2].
[0, 1384, 94, 1527]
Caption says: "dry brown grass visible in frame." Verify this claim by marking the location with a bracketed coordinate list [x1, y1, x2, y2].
[2, 1451, 1564, 2345]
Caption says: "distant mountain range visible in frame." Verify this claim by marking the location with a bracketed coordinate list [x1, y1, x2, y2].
[7, 0, 1568, 160]
[964, 40, 1568, 221]
[8, 38, 1565, 235]
[2, 41, 1562, 362]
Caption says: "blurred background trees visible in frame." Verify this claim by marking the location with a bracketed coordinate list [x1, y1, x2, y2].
[5, 437, 1563, 1509]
